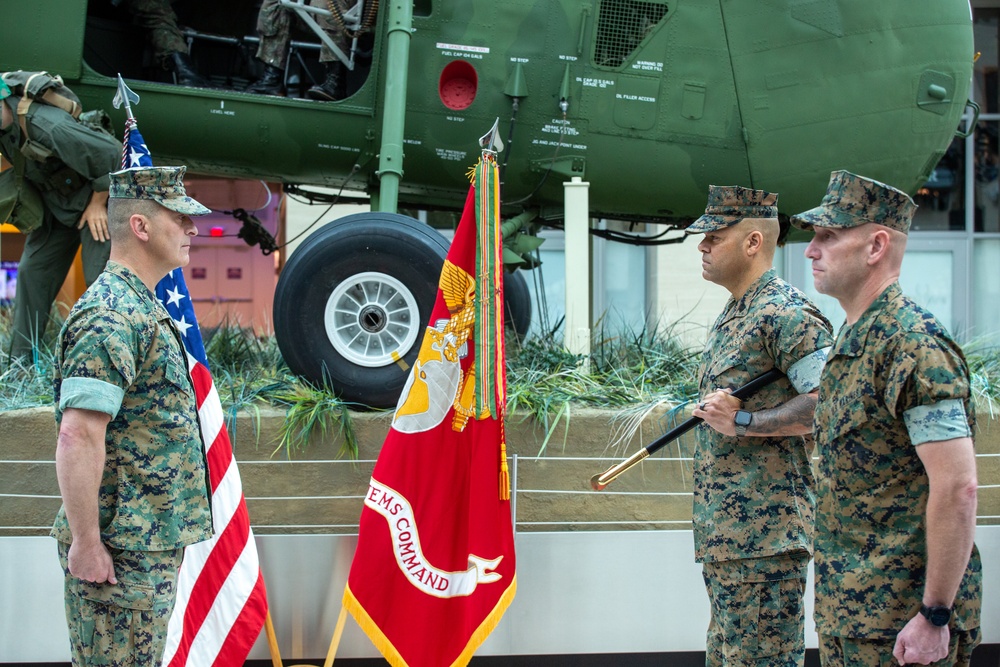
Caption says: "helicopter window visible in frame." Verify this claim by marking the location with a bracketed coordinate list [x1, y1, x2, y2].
[593, 0, 668, 69]
[413, 0, 432, 18]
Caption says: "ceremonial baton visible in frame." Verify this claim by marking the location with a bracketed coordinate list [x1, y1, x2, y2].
[589, 367, 785, 491]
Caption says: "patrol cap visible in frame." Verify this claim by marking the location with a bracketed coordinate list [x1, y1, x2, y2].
[685, 185, 778, 234]
[108, 166, 210, 216]
[791, 170, 915, 234]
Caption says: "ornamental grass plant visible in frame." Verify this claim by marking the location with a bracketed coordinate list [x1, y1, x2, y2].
[3, 302, 999, 458]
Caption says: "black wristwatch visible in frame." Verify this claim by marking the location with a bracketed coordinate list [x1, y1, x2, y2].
[920, 604, 953, 627]
[734, 409, 753, 437]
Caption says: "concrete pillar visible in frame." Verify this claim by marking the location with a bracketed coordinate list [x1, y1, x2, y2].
[563, 176, 591, 361]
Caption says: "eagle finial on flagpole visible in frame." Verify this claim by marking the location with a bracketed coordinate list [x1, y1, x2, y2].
[112, 74, 140, 121]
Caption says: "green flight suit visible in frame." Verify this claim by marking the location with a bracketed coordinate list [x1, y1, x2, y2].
[0, 96, 121, 362]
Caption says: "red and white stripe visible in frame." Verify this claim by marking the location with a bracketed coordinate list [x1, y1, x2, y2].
[160, 357, 268, 667]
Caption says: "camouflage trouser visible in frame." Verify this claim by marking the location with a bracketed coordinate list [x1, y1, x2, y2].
[58, 541, 184, 667]
[256, 0, 349, 67]
[127, 0, 188, 62]
[818, 628, 981, 667]
[8, 214, 110, 363]
[702, 550, 810, 667]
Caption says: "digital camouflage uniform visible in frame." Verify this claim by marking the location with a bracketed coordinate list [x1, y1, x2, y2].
[0, 95, 121, 362]
[794, 171, 983, 666]
[689, 186, 834, 667]
[811, 284, 981, 661]
[127, 0, 189, 62]
[256, 0, 349, 67]
[52, 167, 213, 665]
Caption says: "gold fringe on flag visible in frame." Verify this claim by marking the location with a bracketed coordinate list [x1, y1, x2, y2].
[343, 577, 519, 667]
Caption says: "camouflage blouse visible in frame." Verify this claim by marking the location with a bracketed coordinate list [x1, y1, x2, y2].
[813, 282, 981, 638]
[695, 269, 833, 563]
[51, 262, 213, 551]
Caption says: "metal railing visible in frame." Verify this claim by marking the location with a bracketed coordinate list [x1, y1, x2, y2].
[2, 451, 997, 533]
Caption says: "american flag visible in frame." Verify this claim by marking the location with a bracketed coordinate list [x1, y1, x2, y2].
[120, 117, 269, 666]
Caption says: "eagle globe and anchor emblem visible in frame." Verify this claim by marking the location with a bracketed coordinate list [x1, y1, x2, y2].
[392, 258, 488, 434]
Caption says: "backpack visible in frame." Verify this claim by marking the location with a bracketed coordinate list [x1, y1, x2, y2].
[0, 71, 110, 232]
[1, 70, 82, 120]
[0, 70, 115, 162]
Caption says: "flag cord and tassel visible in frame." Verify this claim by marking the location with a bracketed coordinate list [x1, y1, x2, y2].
[499, 419, 511, 501]
[472, 151, 509, 500]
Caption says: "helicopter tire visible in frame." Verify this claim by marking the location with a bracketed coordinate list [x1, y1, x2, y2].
[503, 269, 532, 337]
[273, 211, 450, 409]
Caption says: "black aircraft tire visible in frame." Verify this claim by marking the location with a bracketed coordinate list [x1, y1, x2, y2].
[503, 269, 532, 337]
[273, 212, 450, 408]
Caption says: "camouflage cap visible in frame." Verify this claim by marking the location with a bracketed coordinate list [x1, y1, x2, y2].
[791, 170, 915, 233]
[685, 185, 778, 234]
[108, 166, 210, 216]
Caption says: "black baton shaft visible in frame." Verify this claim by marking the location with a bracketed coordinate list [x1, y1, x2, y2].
[643, 367, 786, 457]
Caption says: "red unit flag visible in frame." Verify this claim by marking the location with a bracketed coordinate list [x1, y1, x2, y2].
[343, 153, 516, 666]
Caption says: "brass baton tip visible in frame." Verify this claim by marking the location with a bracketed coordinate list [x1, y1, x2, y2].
[590, 473, 609, 491]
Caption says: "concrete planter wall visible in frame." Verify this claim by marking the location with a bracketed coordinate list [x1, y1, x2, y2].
[2, 405, 998, 536]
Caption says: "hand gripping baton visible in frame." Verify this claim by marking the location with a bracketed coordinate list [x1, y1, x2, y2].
[589, 368, 785, 491]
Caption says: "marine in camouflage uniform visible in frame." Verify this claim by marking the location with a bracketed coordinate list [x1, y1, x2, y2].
[255, 0, 349, 69]
[794, 171, 982, 667]
[0, 89, 121, 363]
[125, 0, 208, 87]
[687, 186, 833, 667]
[247, 0, 350, 100]
[52, 166, 213, 665]
[126, 0, 189, 63]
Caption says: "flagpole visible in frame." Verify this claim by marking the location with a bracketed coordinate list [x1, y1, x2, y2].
[322, 605, 349, 667]
[264, 611, 283, 667]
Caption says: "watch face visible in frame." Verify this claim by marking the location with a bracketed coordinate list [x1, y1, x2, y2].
[923, 605, 952, 626]
[735, 410, 752, 427]
[928, 607, 951, 626]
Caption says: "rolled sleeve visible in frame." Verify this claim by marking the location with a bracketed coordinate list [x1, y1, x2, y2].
[58, 309, 138, 417]
[787, 346, 831, 394]
[59, 377, 125, 418]
[904, 399, 971, 445]
[90, 172, 111, 192]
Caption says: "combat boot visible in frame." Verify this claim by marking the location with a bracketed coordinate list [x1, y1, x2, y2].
[307, 63, 344, 101]
[246, 64, 285, 96]
[168, 52, 210, 88]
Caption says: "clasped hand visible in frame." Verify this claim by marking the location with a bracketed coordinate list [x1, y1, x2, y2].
[692, 388, 742, 436]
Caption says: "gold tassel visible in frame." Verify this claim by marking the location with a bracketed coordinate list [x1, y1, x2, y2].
[499, 420, 510, 500]
[499, 462, 510, 500]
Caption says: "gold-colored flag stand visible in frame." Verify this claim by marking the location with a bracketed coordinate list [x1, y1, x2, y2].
[264, 603, 349, 667]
